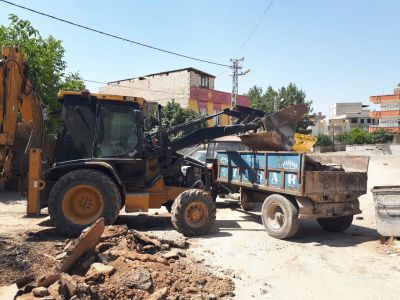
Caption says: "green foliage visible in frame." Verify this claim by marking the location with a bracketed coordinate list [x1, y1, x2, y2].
[148, 100, 200, 138]
[60, 72, 85, 91]
[315, 134, 332, 146]
[248, 83, 314, 133]
[347, 128, 371, 145]
[334, 133, 350, 144]
[371, 129, 394, 143]
[0, 14, 84, 132]
[334, 128, 393, 145]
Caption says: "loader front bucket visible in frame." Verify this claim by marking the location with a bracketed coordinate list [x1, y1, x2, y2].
[240, 103, 307, 151]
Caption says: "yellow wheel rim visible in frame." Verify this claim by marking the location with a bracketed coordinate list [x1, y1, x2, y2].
[184, 201, 208, 228]
[62, 185, 104, 225]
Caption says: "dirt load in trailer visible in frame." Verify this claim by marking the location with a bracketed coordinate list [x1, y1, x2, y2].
[216, 151, 369, 239]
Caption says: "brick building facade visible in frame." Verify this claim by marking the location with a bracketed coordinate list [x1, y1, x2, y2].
[99, 68, 249, 125]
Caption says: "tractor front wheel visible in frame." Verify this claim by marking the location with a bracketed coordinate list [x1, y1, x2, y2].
[171, 189, 216, 236]
[48, 169, 121, 236]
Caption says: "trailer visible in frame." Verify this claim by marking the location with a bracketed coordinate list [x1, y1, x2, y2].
[215, 151, 369, 239]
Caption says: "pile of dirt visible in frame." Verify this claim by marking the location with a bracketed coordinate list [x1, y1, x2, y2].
[0, 219, 234, 299]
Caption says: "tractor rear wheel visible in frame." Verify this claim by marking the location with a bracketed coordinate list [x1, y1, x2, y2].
[48, 169, 121, 236]
[171, 189, 216, 236]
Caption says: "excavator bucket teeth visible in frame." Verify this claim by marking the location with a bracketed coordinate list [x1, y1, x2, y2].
[240, 103, 307, 151]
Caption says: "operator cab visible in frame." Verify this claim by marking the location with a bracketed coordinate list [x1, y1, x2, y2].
[53, 91, 146, 164]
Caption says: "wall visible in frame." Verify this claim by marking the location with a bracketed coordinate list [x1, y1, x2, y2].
[189, 71, 215, 90]
[99, 70, 191, 108]
[333, 102, 363, 116]
[314, 144, 346, 153]
[189, 87, 250, 126]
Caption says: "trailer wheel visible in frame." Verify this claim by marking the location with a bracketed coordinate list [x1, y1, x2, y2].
[48, 169, 121, 236]
[261, 194, 299, 239]
[240, 192, 255, 211]
[317, 215, 353, 232]
[171, 189, 216, 236]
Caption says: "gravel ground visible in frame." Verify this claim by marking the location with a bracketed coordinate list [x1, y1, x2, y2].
[1, 151, 399, 299]
[187, 152, 400, 299]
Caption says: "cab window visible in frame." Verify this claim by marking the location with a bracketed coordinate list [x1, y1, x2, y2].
[95, 103, 138, 157]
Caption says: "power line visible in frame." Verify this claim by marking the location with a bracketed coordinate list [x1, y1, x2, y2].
[233, 0, 274, 57]
[0, 0, 230, 68]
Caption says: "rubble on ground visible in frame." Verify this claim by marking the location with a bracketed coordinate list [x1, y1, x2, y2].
[0, 219, 234, 299]
[383, 237, 400, 257]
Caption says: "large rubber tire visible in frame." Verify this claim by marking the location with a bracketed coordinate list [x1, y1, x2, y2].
[240, 192, 255, 211]
[261, 194, 299, 239]
[48, 169, 121, 236]
[317, 215, 353, 232]
[171, 189, 216, 236]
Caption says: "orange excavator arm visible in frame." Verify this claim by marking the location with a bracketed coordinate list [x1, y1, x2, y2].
[0, 46, 45, 215]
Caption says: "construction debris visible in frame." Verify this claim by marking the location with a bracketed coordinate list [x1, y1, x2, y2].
[60, 218, 105, 273]
[0, 221, 234, 300]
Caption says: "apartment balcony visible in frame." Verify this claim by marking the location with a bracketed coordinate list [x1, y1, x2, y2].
[368, 126, 400, 133]
[370, 93, 400, 104]
[369, 110, 400, 118]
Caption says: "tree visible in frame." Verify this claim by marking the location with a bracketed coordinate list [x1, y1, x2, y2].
[248, 85, 276, 113]
[278, 83, 314, 133]
[247, 83, 314, 134]
[148, 100, 200, 138]
[0, 14, 84, 132]
[60, 72, 85, 91]
[315, 134, 332, 146]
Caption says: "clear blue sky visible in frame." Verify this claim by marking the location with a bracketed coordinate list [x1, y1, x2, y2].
[1, 0, 399, 115]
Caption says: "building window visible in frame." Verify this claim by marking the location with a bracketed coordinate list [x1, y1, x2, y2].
[350, 118, 357, 124]
[199, 107, 207, 116]
[360, 119, 364, 124]
[200, 76, 209, 88]
[213, 110, 220, 126]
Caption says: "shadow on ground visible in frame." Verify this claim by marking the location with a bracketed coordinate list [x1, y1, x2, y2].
[116, 214, 175, 231]
[215, 199, 379, 247]
[0, 191, 25, 205]
[291, 219, 379, 247]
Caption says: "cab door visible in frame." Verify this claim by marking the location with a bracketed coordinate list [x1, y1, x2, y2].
[94, 101, 145, 190]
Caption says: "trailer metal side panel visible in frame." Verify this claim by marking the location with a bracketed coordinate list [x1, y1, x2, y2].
[217, 151, 304, 196]
[304, 171, 368, 203]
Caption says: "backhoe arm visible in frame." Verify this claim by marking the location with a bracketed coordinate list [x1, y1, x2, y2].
[0, 46, 45, 215]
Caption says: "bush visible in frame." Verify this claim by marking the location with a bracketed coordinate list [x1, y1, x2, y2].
[333, 128, 393, 145]
[316, 134, 332, 146]
[335, 133, 350, 144]
[347, 128, 372, 145]
[371, 129, 393, 144]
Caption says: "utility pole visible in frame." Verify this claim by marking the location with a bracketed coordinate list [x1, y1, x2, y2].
[230, 58, 250, 124]
[273, 96, 284, 112]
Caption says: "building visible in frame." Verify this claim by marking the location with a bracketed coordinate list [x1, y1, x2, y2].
[369, 86, 400, 133]
[310, 112, 327, 136]
[99, 68, 249, 125]
[327, 102, 377, 136]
